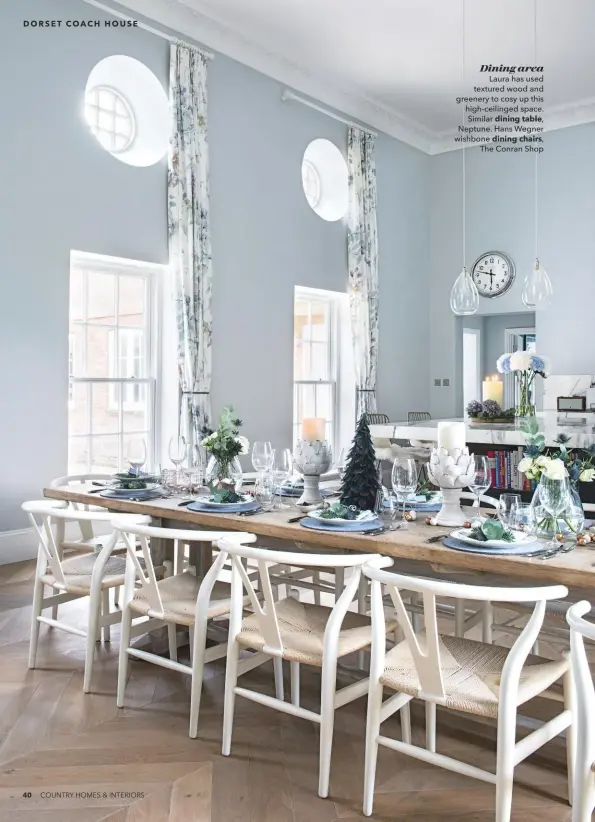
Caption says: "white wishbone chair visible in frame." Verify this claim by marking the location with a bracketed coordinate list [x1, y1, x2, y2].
[49, 474, 115, 550]
[111, 519, 261, 739]
[567, 600, 595, 822]
[362, 559, 573, 822]
[217, 538, 393, 799]
[23, 500, 149, 692]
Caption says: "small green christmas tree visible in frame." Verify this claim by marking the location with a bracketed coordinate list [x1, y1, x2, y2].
[340, 415, 381, 511]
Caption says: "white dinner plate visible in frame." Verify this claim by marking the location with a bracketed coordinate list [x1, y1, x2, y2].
[308, 509, 378, 526]
[196, 495, 253, 507]
[450, 528, 537, 549]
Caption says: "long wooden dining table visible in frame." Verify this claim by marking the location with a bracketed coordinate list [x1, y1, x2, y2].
[43, 484, 595, 590]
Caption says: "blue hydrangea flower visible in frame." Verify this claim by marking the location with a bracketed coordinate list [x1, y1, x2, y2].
[497, 354, 512, 373]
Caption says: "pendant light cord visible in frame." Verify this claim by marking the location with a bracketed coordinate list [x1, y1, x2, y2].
[534, 0, 539, 261]
[462, 0, 466, 268]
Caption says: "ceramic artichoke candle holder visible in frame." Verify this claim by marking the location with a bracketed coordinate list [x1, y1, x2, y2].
[427, 446, 476, 526]
[293, 439, 332, 505]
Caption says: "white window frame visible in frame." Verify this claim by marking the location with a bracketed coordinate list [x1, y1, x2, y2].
[68, 250, 163, 474]
[293, 286, 340, 452]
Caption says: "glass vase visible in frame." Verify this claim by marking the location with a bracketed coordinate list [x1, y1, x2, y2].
[530, 482, 584, 538]
[205, 456, 243, 491]
[515, 372, 535, 419]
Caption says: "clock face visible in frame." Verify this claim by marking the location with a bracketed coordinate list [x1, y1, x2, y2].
[471, 252, 515, 298]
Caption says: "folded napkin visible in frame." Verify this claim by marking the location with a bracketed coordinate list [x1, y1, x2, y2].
[311, 508, 377, 522]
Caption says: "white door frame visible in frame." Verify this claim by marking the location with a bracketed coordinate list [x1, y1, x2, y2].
[463, 326, 482, 413]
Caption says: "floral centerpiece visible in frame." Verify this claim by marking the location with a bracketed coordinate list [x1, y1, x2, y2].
[201, 405, 249, 488]
[496, 352, 549, 418]
[518, 416, 595, 536]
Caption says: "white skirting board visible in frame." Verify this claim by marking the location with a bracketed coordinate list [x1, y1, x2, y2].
[0, 521, 113, 565]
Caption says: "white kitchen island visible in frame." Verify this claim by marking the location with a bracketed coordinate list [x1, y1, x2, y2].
[370, 411, 595, 448]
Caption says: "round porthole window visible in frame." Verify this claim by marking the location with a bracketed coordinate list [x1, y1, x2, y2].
[84, 55, 169, 167]
[301, 139, 348, 222]
[85, 86, 135, 153]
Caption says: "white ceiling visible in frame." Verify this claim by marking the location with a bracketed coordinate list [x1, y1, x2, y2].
[114, 0, 595, 153]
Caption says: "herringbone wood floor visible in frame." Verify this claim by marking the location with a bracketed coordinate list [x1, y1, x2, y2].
[0, 557, 578, 822]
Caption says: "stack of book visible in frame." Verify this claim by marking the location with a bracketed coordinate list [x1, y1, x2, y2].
[486, 447, 536, 492]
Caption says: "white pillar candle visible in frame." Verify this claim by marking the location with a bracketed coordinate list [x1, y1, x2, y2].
[437, 421, 466, 452]
[302, 417, 326, 442]
[482, 377, 503, 405]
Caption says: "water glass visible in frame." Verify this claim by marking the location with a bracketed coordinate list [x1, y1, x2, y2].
[254, 471, 275, 511]
[335, 448, 347, 480]
[512, 502, 534, 533]
[252, 441, 273, 473]
[391, 458, 418, 528]
[498, 493, 521, 529]
[160, 468, 178, 497]
[380, 494, 400, 531]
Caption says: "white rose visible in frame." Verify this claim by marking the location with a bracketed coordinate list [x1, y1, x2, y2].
[542, 458, 568, 480]
[579, 468, 595, 482]
[235, 435, 250, 455]
[510, 350, 532, 372]
[518, 457, 533, 474]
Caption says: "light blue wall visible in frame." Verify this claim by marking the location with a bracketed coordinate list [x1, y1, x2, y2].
[1, 0, 430, 531]
[430, 123, 595, 418]
[0, 0, 169, 531]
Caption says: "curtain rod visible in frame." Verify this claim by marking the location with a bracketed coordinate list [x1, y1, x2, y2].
[281, 89, 378, 136]
[82, 0, 214, 58]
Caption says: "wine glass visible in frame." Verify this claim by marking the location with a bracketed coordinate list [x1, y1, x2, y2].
[391, 458, 418, 528]
[468, 455, 491, 516]
[498, 493, 521, 529]
[539, 476, 571, 546]
[168, 436, 187, 487]
[254, 471, 275, 512]
[252, 441, 273, 474]
[126, 436, 146, 475]
[272, 448, 293, 509]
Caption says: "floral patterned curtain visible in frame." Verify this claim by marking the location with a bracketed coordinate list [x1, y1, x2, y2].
[168, 43, 212, 450]
[347, 126, 379, 419]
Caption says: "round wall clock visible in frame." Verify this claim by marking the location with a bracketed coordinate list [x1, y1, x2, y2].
[471, 251, 515, 298]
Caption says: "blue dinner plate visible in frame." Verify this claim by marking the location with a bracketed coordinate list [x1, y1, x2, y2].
[187, 500, 261, 514]
[300, 516, 382, 533]
[443, 536, 545, 557]
[100, 489, 163, 501]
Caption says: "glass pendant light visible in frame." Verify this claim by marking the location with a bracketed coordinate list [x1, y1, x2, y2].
[521, 1, 553, 310]
[450, 1, 478, 316]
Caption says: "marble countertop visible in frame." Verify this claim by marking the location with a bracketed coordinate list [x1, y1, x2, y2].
[370, 412, 595, 448]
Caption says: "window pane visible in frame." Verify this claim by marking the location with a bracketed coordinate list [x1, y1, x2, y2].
[85, 324, 112, 377]
[294, 299, 310, 341]
[68, 437, 90, 474]
[309, 302, 329, 342]
[315, 384, 333, 423]
[118, 277, 145, 328]
[68, 381, 89, 436]
[86, 272, 115, 324]
[310, 342, 329, 381]
[293, 339, 310, 381]
[123, 383, 149, 430]
[91, 435, 120, 474]
[298, 384, 316, 420]
[91, 382, 120, 435]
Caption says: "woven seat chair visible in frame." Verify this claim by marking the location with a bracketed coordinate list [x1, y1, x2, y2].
[23, 500, 149, 693]
[362, 560, 573, 822]
[567, 601, 595, 821]
[217, 539, 395, 799]
[112, 519, 267, 739]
